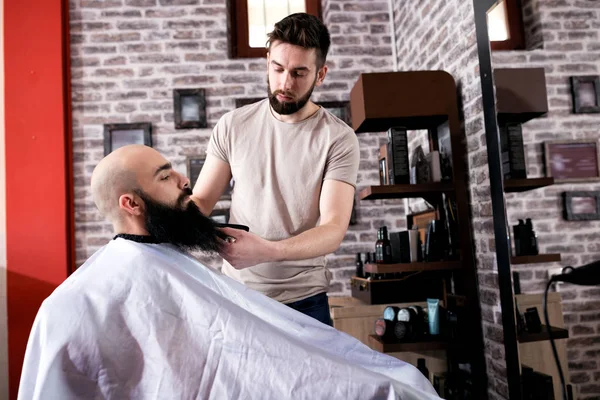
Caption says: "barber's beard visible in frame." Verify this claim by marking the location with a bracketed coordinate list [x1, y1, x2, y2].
[135, 188, 224, 253]
[267, 75, 317, 115]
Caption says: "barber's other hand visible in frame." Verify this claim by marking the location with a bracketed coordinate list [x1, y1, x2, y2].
[218, 228, 277, 269]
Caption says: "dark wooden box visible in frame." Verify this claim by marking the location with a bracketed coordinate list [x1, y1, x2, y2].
[351, 276, 445, 305]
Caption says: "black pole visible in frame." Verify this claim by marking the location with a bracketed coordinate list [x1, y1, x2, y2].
[472, 1, 522, 399]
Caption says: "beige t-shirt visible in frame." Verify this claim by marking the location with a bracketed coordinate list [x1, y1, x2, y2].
[207, 99, 360, 303]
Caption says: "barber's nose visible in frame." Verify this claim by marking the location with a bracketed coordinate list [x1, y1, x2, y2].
[281, 72, 293, 91]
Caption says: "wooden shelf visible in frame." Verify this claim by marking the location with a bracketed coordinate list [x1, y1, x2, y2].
[511, 254, 561, 265]
[504, 178, 555, 193]
[359, 183, 454, 201]
[369, 335, 448, 353]
[518, 325, 569, 343]
[364, 261, 462, 274]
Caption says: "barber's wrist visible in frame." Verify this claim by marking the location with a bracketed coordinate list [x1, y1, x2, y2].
[270, 239, 287, 263]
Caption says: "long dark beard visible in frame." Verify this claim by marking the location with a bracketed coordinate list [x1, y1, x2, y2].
[267, 75, 316, 115]
[136, 188, 224, 253]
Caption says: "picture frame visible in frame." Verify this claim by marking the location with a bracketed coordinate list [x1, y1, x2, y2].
[235, 97, 263, 108]
[210, 208, 230, 224]
[563, 191, 600, 221]
[570, 76, 600, 114]
[186, 156, 233, 200]
[544, 139, 600, 183]
[174, 88, 207, 129]
[103, 122, 152, 156]
[315, 101, 352, 126]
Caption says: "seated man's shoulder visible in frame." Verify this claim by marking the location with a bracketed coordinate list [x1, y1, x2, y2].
[41, 241, 164, 316]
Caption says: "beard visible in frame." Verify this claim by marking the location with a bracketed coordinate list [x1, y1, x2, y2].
[267, 75, 316, 115]
[135, 187, 224, 253]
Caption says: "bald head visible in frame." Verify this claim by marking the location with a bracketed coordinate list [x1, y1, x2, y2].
[91, 145, 161, 221]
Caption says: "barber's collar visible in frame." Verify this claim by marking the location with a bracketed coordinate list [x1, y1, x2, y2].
[113, 233, 162, 244]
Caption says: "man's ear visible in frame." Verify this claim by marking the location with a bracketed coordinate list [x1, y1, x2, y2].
[315, 64, 328, 87]
[119, 193, 143, 216]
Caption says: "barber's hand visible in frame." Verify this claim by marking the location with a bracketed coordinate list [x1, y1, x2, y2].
[218, 227, 277, 269]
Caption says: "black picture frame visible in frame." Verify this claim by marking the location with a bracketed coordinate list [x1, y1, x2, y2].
[235, 97, 263, 108]
[570, 76, 600, 114]
[174, 88, 207, 129]
[316, 101, 352, 126]
[186, 156, 233, 200]
[103, 122, 152, 156]
[563, 191, 600, 221]
[210, 208, 230, 224]
[544, 139, 600, 183]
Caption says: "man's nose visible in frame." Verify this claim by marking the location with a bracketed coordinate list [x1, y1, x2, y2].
[178, 172, 191, 189]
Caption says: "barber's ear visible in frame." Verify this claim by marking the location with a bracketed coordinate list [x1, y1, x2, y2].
[119, 193, 143, 216]
[315, 64, 328, 87]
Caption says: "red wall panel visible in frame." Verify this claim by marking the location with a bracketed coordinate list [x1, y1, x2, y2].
[4, 0, 73, 397]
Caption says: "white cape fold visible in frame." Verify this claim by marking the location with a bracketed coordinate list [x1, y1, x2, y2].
[19, 239, 440, 400]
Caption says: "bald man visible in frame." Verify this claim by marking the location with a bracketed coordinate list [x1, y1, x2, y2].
[18, 145, 439, 400]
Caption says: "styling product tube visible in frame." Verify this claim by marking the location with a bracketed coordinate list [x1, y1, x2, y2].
[427, 298, 440, 335]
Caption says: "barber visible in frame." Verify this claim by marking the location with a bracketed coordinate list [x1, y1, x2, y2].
[191, 13, 359, 326]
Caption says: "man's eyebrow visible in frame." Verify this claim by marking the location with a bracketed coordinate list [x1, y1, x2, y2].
[154, 162, 172, 177]
[270, 60, 310, 72]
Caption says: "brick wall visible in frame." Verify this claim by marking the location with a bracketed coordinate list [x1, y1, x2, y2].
[492, 1, 600, 398]
[393, 1, 505, 399]
[69, 0, 396, 290]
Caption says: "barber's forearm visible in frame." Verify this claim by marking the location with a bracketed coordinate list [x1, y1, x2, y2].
[272, 223, 347, 262]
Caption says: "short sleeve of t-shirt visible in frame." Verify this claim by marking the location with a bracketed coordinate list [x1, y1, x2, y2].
[206, 114, 230, 163]
[323, 124, 360, 188]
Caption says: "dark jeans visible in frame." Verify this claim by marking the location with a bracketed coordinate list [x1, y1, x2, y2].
[285, 292, 332, 326]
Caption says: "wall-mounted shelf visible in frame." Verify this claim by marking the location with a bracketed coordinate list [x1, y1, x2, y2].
[511, 254, 561, 265]
[518, 325, 569, 343]
[359, 183, 454, 201]
[504, 178, 555, 193]
[368, 335, 448, 353]
[364, 261, 462, 274]
[495, 68, 548, 125]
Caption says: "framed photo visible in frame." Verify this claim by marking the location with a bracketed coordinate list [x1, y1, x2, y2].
[210, 208, 230, 224]
[544, 139, 600, 183]
[316, 101, 352, 126]
[235, 98, 263, 108]
[174, 88, 207, 129]
[186, 156, 234, 200]
[563, 191, 600, 221]
[570, 76, 600, 114]
[103, 122, 152, 156]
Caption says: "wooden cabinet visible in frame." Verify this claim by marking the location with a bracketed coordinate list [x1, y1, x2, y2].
[349, 71, 487, 399]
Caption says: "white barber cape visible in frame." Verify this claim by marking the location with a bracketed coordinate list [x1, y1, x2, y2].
[19, 238, 441, 400]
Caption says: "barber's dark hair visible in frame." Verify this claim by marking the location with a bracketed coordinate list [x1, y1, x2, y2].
[267, 13, 331, 68]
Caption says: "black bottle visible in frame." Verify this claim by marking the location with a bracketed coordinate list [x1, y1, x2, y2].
[513, 219, 525, 256]
[375, 226, 393, 264]
[375, 228, 384, 263]
[525, 218, 539, 256]
[417, 358, 430, 381]
[355, 253, 364, 278]
[364, 253, 372, 279]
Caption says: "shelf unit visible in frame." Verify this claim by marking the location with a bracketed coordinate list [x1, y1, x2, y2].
[368, 335, 448, 352]
[493, 68, 569, 399]
[518, 325, 569, 344]
[504, 178, 555, 193]
[363, 260, 462, 274]
[511, 254, 561, 265]
[358, 183, 454, 201]
[349, 71, 487, 399]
